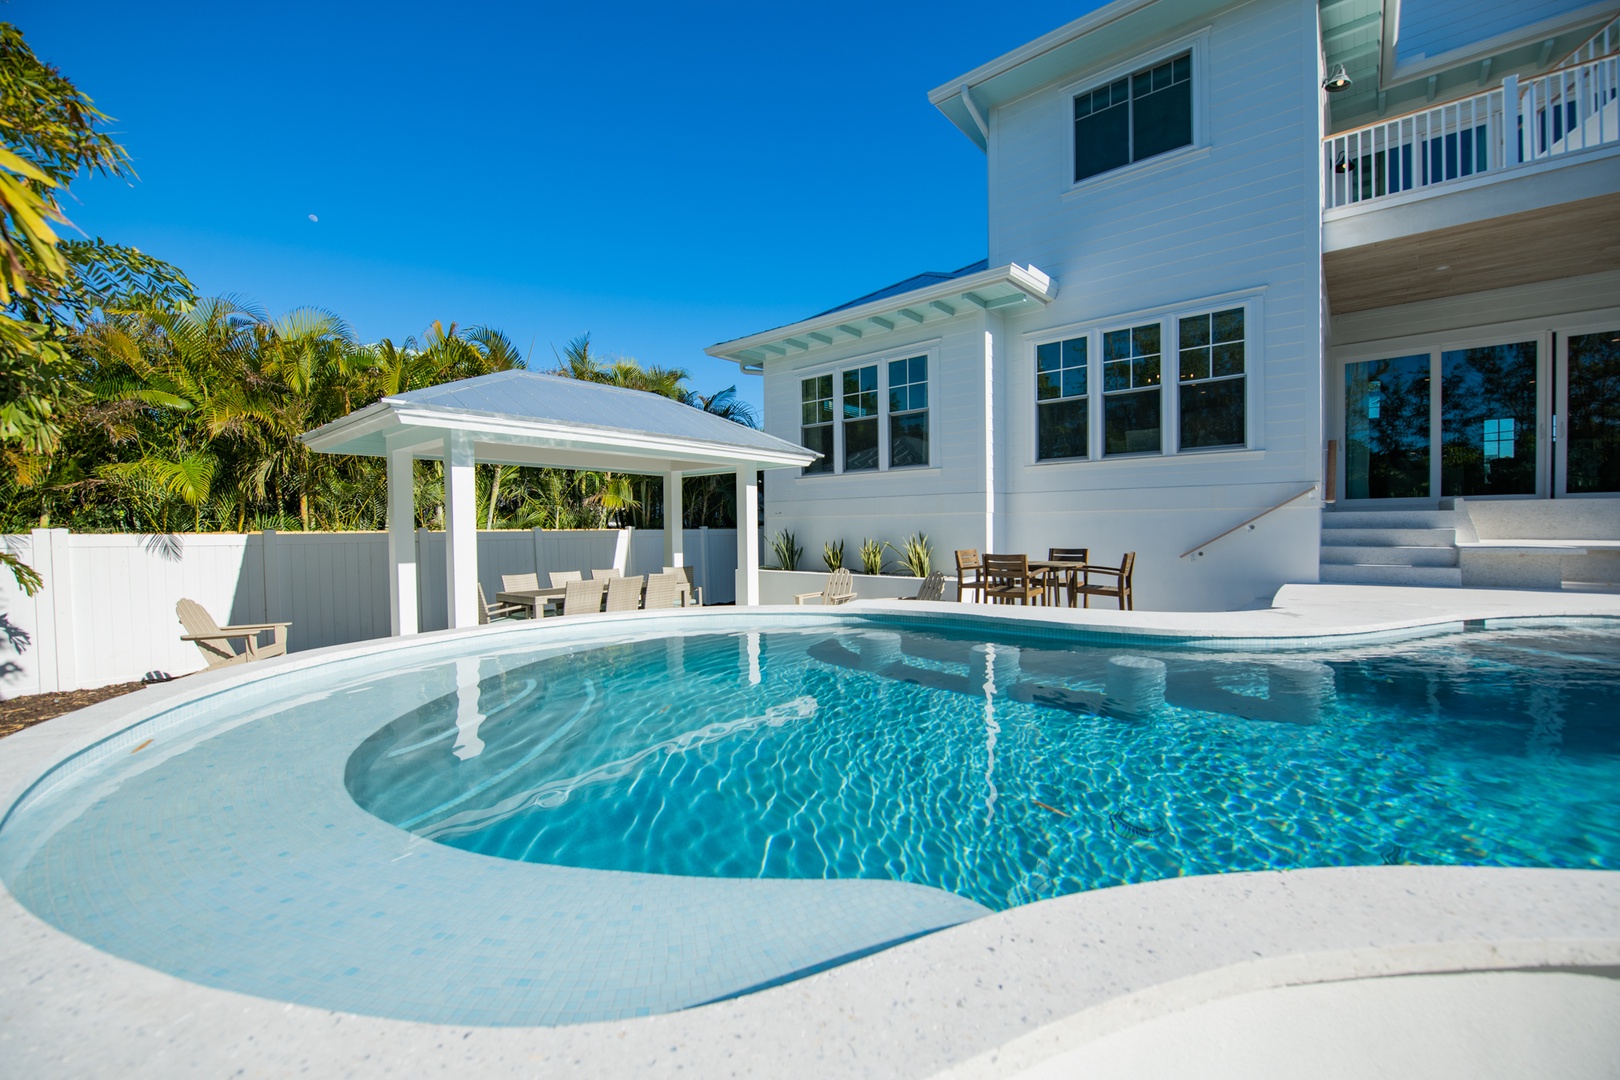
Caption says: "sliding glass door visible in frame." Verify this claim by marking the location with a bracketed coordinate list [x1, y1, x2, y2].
[1558, 327, 1620, 496]
[1344, 355, 1431, 500]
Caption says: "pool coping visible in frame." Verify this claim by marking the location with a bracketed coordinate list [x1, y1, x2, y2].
[3, 583, 1619, 1077]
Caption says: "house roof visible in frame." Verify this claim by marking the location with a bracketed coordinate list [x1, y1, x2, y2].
[300, 370, 817, 475]
[707, 262, 1056, 369]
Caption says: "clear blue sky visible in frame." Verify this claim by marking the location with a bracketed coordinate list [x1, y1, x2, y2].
[15, 1, 1101, 410]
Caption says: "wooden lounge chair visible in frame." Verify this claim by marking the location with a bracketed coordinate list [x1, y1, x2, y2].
[605, 574, 645, 612]
[1075, 552, 1136, 610]
[1043, 547, 1089, 606]
[983, 554, 1044, 605]
[643, 572, 680, 609]
[562, 578, 606, 615]
[901, 571, 947, 601]
[663, 565, 702, 606]
[549, 570, 583, 588]
[954, 549, 985, 603]
[176, 598, 290, 669]
[501, 572, 540, 592]
[477, 583, 527, 624]
[795, 567, 856, 606]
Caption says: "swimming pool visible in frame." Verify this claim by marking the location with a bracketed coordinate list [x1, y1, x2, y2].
[2, 611, 1616, 1025]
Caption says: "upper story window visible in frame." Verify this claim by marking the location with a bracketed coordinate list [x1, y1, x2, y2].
[887, 356, 929, 467]
[1074, 52, 1191, 183]
[842, 365, 880, 472]
[1036, 336, 1088, 460]
[800, 374, 834, 474]
[1177, 308, 1245, 451]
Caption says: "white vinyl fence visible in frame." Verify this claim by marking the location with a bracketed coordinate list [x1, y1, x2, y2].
[0, 527, 738, 696]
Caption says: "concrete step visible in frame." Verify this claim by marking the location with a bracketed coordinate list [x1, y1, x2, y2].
[1320, 545, 1460, 567]
[1321, 527, 1457, 548]
[1321, 510, 1460, 530]
[1319, 563, 1463, 587]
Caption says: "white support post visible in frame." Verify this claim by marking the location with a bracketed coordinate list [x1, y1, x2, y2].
[663, 471, 685, 568]
[1501, 74, 1520, 165]
[735, 467, 759, 606]
[442, 430, 479, 629]
[386, 442, 419, 636]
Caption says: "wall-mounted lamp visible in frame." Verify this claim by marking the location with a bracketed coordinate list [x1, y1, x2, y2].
[1322, 65, 1353, 93]
[1333, 153, 1355, 174]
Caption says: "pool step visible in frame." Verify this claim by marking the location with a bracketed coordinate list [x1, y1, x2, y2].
[1319, 505, 1465, 587]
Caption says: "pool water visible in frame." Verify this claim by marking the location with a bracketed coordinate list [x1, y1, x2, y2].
[347, 623, 1620, 912]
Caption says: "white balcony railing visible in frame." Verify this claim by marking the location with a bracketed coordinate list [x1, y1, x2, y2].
[1324, 52, 1620, 210]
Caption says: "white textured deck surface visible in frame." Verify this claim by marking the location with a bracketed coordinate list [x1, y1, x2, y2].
[2, 583, 1617, 1078]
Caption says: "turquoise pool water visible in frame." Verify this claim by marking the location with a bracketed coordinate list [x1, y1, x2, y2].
[2, 614, 1615, 1025]
[348, 623, 1620, 911]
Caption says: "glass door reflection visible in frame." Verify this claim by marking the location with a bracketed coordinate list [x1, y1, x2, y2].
[1440, 341, 1539, 497]
[1344, 355, 1431, 499]
[1562, 329, 1620, 495]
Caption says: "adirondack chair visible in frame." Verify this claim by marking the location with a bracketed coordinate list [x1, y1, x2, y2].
[794, 567, 856, 606]
[900, 571, 947, 601]
[176, 598, 290, 669]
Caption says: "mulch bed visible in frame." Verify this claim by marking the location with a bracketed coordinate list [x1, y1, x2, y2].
[0, 682, 146, 739]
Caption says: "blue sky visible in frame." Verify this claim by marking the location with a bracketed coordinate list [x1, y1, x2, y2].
[16, 1, 1102, 410]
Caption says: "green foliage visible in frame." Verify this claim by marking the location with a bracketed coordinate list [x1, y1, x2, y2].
[0, 548, 39, 594]
[891, 532, 932, 578]
[768, 529, 802, 572]
[822, 538, 844, 572]
[858, 537, 885, 576]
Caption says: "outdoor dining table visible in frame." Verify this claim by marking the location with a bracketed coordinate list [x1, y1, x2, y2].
[1027, 558, 1090, 608]
[496, 579, 693, 617]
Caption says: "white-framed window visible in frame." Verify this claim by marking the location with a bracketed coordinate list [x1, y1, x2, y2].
[1073, 51, 1192, 183]
[1176, 307, 1246, 451]
[799, 374, 834, 474]
[1027, 292, 1259, 465]
[793, 347, 936, 477]
[1102, 323, 1163, 456]
[1036, 336, 1088, 460]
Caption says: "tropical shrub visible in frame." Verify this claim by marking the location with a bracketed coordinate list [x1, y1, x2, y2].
[822, 539, 844, 571]
[858, 537, 885, 576]
[892, 532, 932, 578]
[768, 529, 802, 571]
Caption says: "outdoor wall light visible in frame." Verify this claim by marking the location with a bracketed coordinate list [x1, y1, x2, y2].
[1334, 153, 1355, 174]
[1323, 65, 1353, 93]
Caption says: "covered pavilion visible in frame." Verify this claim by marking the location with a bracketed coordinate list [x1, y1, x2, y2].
[300, 370, 817, 632]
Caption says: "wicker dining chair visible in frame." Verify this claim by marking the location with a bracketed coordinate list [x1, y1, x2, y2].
[605, 574, 645, 612]
[590, 568, 622, 580]
[477, 583, 527, 624]
[549, 570, 583, 588]
[1075, 552, 1136, 610]
[983, 554, 1044, 605]
[663, 565, 703, 606]
[643, 572, 680, 609]
[562, 578, 606, 615]
[501, 572, 541, 592]
[954, 549, 985, 603]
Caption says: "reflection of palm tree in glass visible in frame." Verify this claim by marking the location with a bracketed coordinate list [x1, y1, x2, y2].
[1345, 355, 1429, 499]
[1441, 342, 1536, 497]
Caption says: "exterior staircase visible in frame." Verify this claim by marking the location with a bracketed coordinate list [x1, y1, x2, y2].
[1319, 503, 1464, 587]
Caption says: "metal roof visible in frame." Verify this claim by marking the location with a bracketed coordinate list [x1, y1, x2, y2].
[301, 370, 817, 474]
[812, 260, 990, 318]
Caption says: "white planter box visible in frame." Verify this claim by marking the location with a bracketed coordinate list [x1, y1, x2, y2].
[758, 568, 955, 604]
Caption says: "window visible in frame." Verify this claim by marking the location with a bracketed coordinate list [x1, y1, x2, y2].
[1036, 336, 1088, 460]
[842, 364, 879, 472]
[1103, 324, 1162, 455]
[800, 374, 833, 474]
[1074, 53, 1191, 183]
[1178, 308, 1245, 450]
[888, 355, 929, 467]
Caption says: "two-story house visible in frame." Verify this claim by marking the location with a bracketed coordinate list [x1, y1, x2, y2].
[707, 0, 1620, 610]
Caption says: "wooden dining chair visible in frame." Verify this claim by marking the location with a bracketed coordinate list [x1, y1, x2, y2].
[1045, 547, 1089, 607]
[954, 549, 985, 603]
[983, 554, 1043, 606]
[1075, 552, 1136, 610]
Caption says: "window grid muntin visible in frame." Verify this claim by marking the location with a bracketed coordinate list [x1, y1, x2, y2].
[1037, 336, 1089, 460]
[887, 355, 929, 468]
[842, 364, 879, 472]
[800, 374, 834, 474]
[1102, 322, 1162, 457]
[1074, 51, 1192, 183]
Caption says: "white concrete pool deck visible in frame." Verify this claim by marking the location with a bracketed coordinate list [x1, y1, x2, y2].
[2, 582, 1618, 1078]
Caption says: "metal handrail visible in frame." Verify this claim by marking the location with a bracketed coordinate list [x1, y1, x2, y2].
[1180, 485, 1318, 560]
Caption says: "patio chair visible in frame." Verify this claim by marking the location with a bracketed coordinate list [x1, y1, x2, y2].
[477, 583, 527, 624]
[1075, 552, 1136, 610]
[562, 578, 606, 615]
[643, 572, 680, 610]
[663, 565, 703, 606]
[900, 571, 947, 602]
[983, 554, 1044, 606]
[954, 549, 985, 603]
[549, 570, 583, 588]
[590, 568, 622, 580]
[1043, 547, 1089, 606]
[794, 567, 856, 606]
[175, 598, 291, 669]
[605, 574, 645, 612]
[501, 572, 540, 592]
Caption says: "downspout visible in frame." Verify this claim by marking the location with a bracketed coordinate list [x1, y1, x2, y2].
[959, 84, 990, 146]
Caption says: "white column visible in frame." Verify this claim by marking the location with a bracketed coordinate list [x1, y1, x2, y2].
[442, 430, 479, 629]
[386, 443, 419, 636]
[663, 471, 685, 568]
[735, 466, 759, 606]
